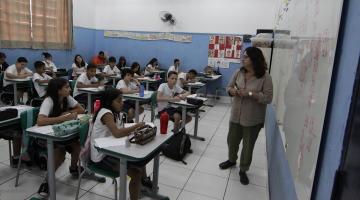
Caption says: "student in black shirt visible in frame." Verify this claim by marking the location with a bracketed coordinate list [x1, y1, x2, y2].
[0, 52, 9, 72]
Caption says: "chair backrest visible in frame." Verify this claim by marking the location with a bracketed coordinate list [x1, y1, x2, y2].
[67, 68, 73, 80]
[79, 120, 90, 146]
[69, 80, 76, 96]
[150, 91, 157, 107]
[78, 119, 93, 162]
[20, 107, 40, 130]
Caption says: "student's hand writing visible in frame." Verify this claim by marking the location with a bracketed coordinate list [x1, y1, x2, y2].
[62, 112, 77, 121]
[137, 122, 146, 128]
[173, 96, 181, 101]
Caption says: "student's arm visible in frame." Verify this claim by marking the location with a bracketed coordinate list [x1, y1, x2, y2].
[157, 91, 181, 102]
[37, 113, 77, 126]
[77, 81, 100, 88]
[35, 79, 50, 84]
[101, 113, 145, 138]
[120, 87, 137, 94]
[62, 104, 85, 115]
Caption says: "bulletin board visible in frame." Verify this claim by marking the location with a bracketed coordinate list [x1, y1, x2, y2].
[208, 35, 242, 68]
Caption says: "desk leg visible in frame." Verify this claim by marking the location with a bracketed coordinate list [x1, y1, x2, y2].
[181, 106, 186, 129]
[119, 158, 127, 200]
[146, 82, 149, 91]
[189, 108, 205, 141]
[13, 83, 18, 105]
[113, 79, 116, 86]
[135, 100, 139, 122]
[87, 93, 91, 113]
[188, 86, 192, 94]
[47, 140, 56, 200]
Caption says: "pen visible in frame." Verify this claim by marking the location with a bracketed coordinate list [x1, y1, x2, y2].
[141, 114, 146, 122]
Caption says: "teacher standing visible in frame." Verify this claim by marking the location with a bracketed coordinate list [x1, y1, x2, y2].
[219, 47, 273, 185]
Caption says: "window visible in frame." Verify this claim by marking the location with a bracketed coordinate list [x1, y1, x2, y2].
[0, 0, 73, 49]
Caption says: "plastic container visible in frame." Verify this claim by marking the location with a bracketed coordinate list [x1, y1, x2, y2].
[93, 99, 101, 114]
[139, 85, 145, 97]
[160, 112, 169, 134]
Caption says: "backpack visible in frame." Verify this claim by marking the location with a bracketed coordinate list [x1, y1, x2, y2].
[162, 128, 192, 164]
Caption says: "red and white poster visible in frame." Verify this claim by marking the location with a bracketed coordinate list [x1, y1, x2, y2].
[208, 35, 242, 68]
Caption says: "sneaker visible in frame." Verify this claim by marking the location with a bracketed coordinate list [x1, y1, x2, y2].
[141, 176, 153, 189]
[239, 170, 249, 185]
[219, 160, 236, 170]
[37, 182, 49, 197]
[69, 166, 84, 178]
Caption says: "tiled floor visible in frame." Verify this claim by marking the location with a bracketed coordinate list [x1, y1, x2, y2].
[0, 102, 269, 200]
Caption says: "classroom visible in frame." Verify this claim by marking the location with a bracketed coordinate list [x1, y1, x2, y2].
[0, 0, 359, 200]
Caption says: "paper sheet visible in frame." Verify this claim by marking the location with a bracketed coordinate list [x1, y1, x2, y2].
[94, 136, 126, 148]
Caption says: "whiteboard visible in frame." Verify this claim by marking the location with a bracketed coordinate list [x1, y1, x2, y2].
[270, 0, 343, 199]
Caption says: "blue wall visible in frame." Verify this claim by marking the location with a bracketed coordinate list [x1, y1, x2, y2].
[314, 0, 360, 199]
[1, 27, 252, 94]
[94, 30, 251, 94]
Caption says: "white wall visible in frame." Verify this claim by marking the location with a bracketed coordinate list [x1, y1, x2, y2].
[73, 0, 96, 28]
[74, 0, 277, 34]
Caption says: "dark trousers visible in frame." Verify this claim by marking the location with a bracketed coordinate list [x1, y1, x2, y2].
[227, 122, 263, 171]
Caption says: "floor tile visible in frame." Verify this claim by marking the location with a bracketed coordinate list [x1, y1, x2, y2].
[158, 163, 192, 189]
[178, 190, 220, 200]
[229, 166, 268, 188]
[0, 162, 26, 185]
[184, 171, 227, 200]
[0, 172, 43, 200]
[195, 156, 230, 178]
[224, 179, 268, 200]
[79, 192, 112, 200]
[162, 153, 201, 170]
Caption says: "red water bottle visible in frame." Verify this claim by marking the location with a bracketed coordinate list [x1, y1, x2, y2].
[93, 99, 101, 114]
[160, 112, 169, 134]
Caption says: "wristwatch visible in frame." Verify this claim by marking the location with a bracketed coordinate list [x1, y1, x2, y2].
[248, 91, 253, 97]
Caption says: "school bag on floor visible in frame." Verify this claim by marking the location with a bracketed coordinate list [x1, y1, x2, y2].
[162, 127, 192, 164]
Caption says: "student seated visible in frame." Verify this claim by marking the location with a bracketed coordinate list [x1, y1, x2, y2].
[116, 56, 127, 72]
[144, 58, 159, 76]
[116, 69, 144, 122]
[90, 88, 151, 200]
[103, 56, 121, 77]
[42, 52, 57, 75]
[204, 65, 215, 75]
[36, 78, 85, 197]
[0, 52, 9, 72]
[92, 51, 107, 69]
[73, 64, 102, 108]
[131, 62, 144, 78]
[72, 54, 88, 80]
[177, 69, 198, 89]
[32, 61, 52, 98]
[3, 57, 33, 103]
[157, 71, 191, 133]
[167, 58, 180, 76]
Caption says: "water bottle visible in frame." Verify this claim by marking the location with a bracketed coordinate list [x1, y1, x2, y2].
[160, 112, 169, 134]
[139, 85, 145, 97]
[93, 99, 101, 114]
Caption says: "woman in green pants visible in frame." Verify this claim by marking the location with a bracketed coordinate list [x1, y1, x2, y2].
[219, 47, 273, 185]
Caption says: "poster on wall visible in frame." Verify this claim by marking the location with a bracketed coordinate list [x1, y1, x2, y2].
[104, 31, 192, 43]
[208, 35, 242, 68]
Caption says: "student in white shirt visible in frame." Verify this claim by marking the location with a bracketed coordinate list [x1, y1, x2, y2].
[116, 56, 127, 72]
[167, 58, 180, 76]
[177, 69, 198, 88]
[131, 62, 144, 78]
[32, 61, 52, 98]
[144, 57, 159, 76]
[42, 52, 57, 73]
[90, 88, 152, 200]
[73, 64, 102, 107]
[36, 78, 85, 196]
[116, 68, 143, 122]
[103, 56, 121, 77]
[71, 54, 88, 80]
[3, 57, 33, 103]
[157, 71, 191, 133]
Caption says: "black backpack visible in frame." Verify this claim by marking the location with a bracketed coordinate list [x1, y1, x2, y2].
[162, 128, 192, 164]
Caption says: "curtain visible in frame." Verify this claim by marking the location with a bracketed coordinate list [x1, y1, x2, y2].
[31, 0, 73, 49]
[0, 0, 73, 49]
[0, 0, 32, 48]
